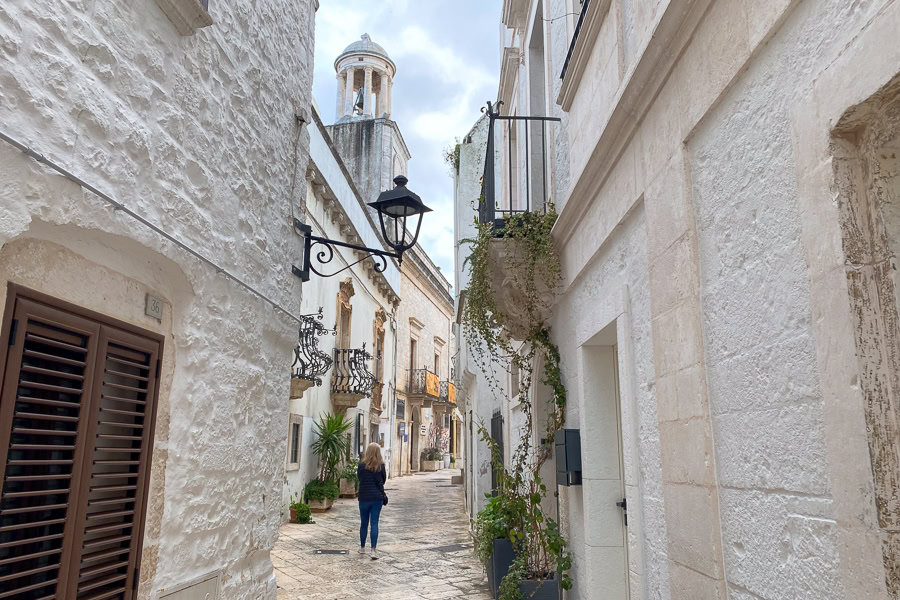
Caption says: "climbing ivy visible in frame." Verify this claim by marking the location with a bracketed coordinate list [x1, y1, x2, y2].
[461, 203, 572, 597]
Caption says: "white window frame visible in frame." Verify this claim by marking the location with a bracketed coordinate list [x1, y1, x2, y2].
[286, 414, 303, 471]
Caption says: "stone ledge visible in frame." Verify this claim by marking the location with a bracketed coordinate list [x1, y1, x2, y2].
[155, 0, 213, 36]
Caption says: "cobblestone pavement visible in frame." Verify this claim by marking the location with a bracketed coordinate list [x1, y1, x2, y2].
[274, 470, 492, 600]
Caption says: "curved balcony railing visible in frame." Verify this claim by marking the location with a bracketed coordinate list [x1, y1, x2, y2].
[332, 346, 376, 397]
[438, 380, 457, 405]
[291, 308, 334, 386]
[407, 368, 440, 399]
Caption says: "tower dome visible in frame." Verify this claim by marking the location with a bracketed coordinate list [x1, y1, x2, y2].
[334, 34, 396, 122]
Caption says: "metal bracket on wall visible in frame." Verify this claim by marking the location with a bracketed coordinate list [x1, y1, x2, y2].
[616, 497, 627, 526]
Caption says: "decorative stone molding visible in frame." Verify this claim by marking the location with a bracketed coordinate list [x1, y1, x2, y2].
[339, 277, 355, 308]
[487, 238, 556, 340]
[409, 316, 425, 330]
[154, 0, 213, 36]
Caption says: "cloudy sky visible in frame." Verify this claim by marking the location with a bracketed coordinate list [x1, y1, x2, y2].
[312, 1, 502, 283]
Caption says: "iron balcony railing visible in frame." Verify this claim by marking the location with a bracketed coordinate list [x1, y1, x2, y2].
[479, 102, 561, 235]
[291, 308, 334, 386]
[332, 346, 376, 397]
[560, 0, 590, 80]
[407, 368, 440, 398]
[438, 380, 457, 405]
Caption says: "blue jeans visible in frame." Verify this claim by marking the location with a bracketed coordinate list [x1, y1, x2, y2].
[359, 500, 383, 548]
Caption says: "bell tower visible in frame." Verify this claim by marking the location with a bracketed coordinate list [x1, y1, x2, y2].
[327, 34, 411, 209]
[334, 34, 396, 121]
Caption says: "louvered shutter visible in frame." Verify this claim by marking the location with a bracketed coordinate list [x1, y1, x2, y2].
[66, 326, 160, 600]
[0, 290, 162, 600]
[0, 298, 101, 600]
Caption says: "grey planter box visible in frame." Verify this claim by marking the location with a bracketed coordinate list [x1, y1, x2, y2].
[487, 538, 514, 599]
[518, 573, 559, 600]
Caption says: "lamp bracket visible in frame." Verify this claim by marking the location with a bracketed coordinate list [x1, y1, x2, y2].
[292, 218, 402, 282]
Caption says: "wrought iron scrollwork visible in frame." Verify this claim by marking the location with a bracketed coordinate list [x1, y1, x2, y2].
[307, 237, 390, 279]
[332, 343, 377, 396]
[291, 308, 335, 386]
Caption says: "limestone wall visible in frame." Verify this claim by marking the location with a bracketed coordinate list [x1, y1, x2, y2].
[0, 1, 315, 598]
[552, 0, 900, 598]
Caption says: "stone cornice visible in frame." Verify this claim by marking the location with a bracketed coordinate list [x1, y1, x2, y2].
[553, 0, 712, 246]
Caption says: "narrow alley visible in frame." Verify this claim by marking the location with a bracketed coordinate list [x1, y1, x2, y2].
[274, 471, 490, 600]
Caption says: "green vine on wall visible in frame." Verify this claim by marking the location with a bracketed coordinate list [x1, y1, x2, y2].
[462, 205, 572, 598]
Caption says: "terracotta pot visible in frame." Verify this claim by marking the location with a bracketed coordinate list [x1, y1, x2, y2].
[308, 497, 335, 512]
[289, 507, 298, 522]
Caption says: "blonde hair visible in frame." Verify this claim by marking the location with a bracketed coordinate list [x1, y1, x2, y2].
[362, 442, 384, 471]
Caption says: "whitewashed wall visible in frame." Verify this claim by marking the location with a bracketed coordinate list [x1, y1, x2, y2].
[0, 1, 316, 598]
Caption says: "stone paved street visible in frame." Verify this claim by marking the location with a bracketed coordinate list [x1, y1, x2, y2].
[274, 470, 491, 600]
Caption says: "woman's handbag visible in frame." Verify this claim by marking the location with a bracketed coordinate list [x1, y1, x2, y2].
[382, 492, 389, 506]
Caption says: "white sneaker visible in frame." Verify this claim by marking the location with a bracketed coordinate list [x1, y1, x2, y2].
[370, 548, 379, 560]
[358, 546, 366, 554]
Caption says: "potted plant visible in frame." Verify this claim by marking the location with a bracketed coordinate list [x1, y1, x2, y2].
[420, 447, 442, 471]
[462, 206, 572, 599]
[307, 412, 351, 511]
[304, 479, 339, 512]
[289, 497, 313, 524]
[473, 494, 515, 599]
[339, 458, 360, 498]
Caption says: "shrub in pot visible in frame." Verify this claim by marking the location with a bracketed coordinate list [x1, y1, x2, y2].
[304, 479, 339, 512]
[420, 447, 443, 471]
[289, 497, 312, 524]
[340, 458, 360, 497]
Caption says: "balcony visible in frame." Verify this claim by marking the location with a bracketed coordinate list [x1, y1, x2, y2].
[476, 103, 562, 340]
[478, 101, 560, 236]
[331, 347, 376, 411]
[437, 380, 457, 406]
[407, 368, 440, 408]
[290, 309, 334, 398]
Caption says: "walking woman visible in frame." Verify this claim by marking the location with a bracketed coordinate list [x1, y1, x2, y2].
[357, 442, 387, 559]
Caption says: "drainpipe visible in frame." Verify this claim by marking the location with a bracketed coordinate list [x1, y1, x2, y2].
[389, 311, 398, 478]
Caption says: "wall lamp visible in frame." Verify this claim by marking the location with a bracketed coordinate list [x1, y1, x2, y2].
[293, 175, 432, 282]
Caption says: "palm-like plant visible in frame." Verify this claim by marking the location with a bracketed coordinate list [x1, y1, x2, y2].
[311, 412, 352, 482]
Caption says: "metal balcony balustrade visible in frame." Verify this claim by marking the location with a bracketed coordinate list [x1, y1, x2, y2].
[479, 101, 561, 235]
[332, 345, 376, 397]
[407, 368, 440, 399]
[438, 380, 457, 405]
[291, 308, 335, 386]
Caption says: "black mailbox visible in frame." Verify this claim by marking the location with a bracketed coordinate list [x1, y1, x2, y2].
[554, 428, 582, 486]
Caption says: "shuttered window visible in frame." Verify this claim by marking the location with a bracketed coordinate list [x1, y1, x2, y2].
[0, 288, 162, 600]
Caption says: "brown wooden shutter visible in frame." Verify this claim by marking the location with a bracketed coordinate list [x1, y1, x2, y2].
[0, 298, 101, 600]
[0, 289, 162, 600]
[66, 327, 160, 600]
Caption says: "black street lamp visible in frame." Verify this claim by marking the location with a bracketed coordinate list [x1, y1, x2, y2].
[293, 175, 432, 282]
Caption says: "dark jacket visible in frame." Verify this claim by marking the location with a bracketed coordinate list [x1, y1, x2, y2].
[357, 463, 386, 503]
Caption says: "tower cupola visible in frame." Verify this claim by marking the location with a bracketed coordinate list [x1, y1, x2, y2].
[334, 34, 396, 122]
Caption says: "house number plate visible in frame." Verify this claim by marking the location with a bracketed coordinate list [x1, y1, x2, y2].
[145, 294, 164, 320]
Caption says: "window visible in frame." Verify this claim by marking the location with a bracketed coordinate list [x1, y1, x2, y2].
[0, 285, 163, 599]
[434, 352, 440, 376]
[410, 338, 417, 371]
[286, 414, 303, 471]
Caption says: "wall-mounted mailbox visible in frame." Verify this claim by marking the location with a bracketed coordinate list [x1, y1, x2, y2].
[555, 428, 582, 486]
